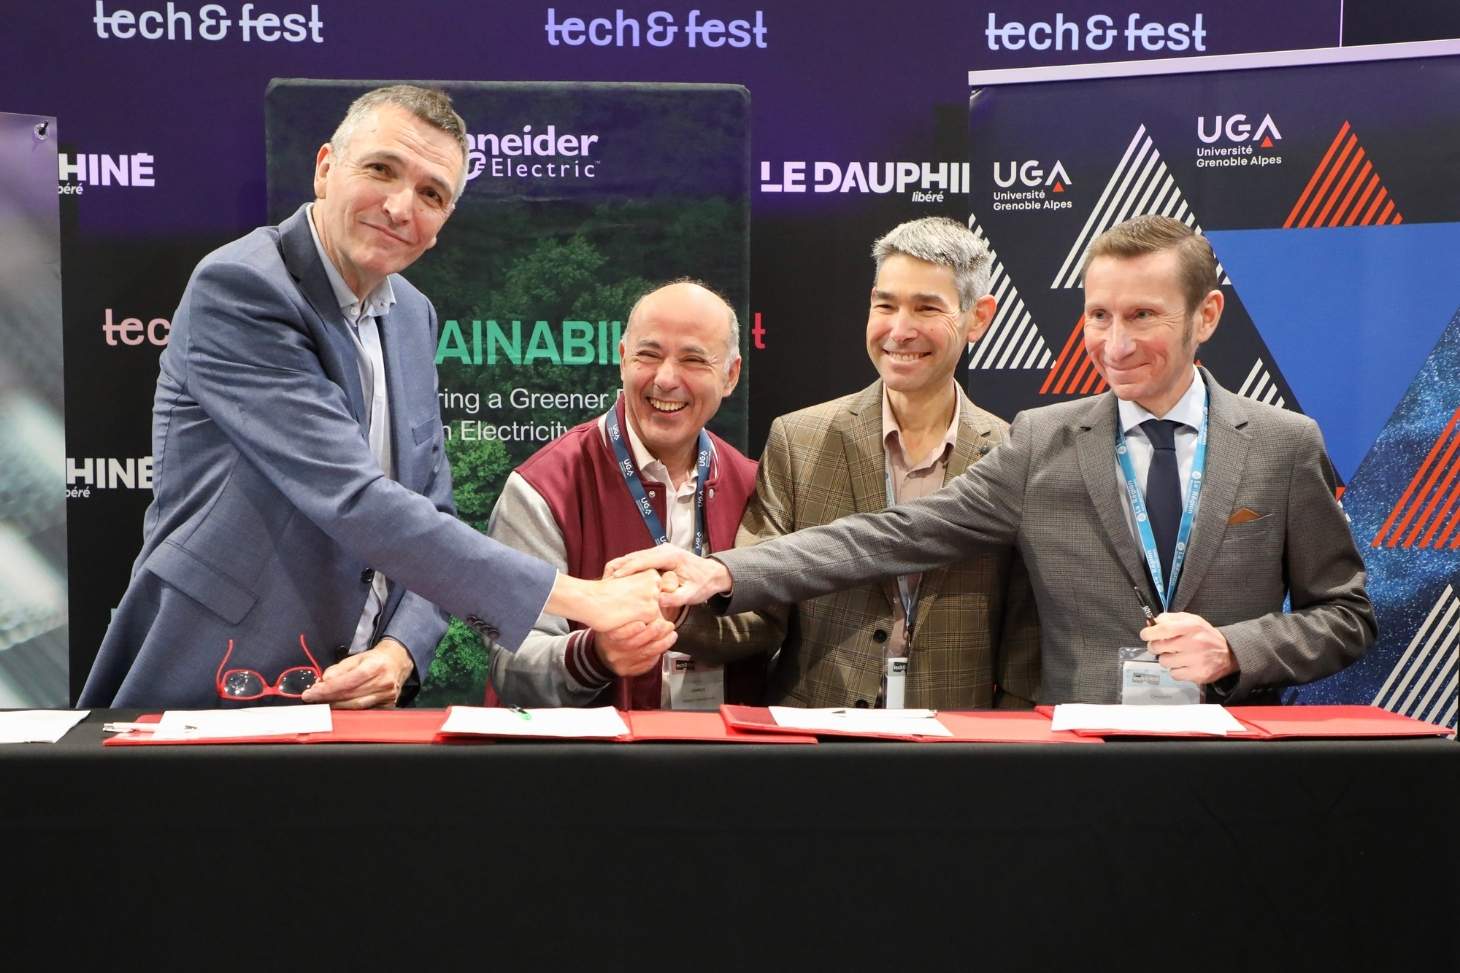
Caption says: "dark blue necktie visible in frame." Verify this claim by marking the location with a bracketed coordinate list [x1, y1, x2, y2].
[1141, 419, 1182, 590]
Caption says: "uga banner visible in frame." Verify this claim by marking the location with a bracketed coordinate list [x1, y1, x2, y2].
[266, 80, 750, 704]
[964, 40, 1460, 726]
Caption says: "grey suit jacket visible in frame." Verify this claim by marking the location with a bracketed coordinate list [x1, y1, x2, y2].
[716, 370, 1376, 704]
[80, 204, 555, 708]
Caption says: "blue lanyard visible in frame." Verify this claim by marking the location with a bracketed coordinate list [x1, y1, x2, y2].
[1114, 396, 1208, 611]
[605, 401, 711, 556]
[883, 466, 921, 638]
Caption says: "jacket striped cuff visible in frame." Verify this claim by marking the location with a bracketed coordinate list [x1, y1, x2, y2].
[565, 629, 613, 688]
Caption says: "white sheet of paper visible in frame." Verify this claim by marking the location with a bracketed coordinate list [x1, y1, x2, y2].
[0, 710, 90, 744]
[1049, 703, 1247, 736]
[149, 703, 333, 740]
[768, 706, 954, 738]
[440, 705, 629, 738]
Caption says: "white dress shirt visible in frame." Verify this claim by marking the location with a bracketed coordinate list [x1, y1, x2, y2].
[306, 204, 397, 654]
[1114, 365, 1207, 545]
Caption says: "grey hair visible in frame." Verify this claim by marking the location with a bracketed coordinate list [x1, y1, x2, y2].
[329, 84, 470, 202]
[625, 278, 742, 372]
[871, 216, 993, 312]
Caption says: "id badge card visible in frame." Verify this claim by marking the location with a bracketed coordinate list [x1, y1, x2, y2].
[660, 651, 724, 711]
[883, 657, 909, 710]
[1118, 647, 1202, 705]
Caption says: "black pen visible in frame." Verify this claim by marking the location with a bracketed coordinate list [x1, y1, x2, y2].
[1132, 585, 1158, 628]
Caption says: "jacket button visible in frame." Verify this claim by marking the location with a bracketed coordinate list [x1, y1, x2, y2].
[854, 699, 870, 708]
[360, 569, 375, 584]
[331, 644, 349, 662]
[872, 629, 888, 643]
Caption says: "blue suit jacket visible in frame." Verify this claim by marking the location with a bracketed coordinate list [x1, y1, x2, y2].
[80, 205, 555, 707]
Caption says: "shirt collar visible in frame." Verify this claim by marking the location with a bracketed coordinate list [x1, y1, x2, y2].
[1118, 365, 1207, 434]
[881, 380, 962, 472]
[305, 203, 397, 325]
[617, 393, 711, 489]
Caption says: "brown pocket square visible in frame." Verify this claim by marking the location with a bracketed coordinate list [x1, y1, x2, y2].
[1228, 507, 1267, 525]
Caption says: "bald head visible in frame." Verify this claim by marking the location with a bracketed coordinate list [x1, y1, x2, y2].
[625, 280, 740, 371]
[617, 279, 743, 473]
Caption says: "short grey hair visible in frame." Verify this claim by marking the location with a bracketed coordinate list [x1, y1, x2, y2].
[625, 278, 741, 372]
[871, 216, 993, 312]
[329, 84, 470, 202]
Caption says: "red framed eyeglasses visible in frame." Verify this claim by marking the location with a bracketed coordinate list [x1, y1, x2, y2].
[214, 634, 324, 701]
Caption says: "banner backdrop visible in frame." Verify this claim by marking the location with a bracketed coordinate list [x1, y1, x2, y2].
[4, 2, 1460, 703]
[265, 80, 749, 703]
[965, 44, 1460, 726]
[0, 111, 68, 706]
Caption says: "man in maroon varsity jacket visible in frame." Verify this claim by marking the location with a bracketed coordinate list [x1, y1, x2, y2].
[485, 280, 777, 708]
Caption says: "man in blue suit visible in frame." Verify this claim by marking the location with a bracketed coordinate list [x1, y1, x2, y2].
[81, 85, 671, 709]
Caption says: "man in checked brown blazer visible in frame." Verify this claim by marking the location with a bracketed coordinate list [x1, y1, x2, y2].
[705, 216, 1041, 709]
[612, 215, 1376, 704]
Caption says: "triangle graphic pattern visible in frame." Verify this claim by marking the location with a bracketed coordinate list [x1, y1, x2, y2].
[1039, 315, 1108, 396]
[1235, 357, 1287, 409]
[1372, 582, 1459, 729]
[1051, 124, 1228, 289]
[1284, 121, 1404, 229]
[966, 214, 1053, 370]
[1371, 406, 1460, 550]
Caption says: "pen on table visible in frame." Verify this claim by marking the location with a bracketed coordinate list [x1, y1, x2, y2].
[1132, 585, 1158, 628]
[510, 706, 533, 722]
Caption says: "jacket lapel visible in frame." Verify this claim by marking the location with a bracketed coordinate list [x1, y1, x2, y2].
[1171, 369, 1250, 611]
[839, 381, 901, 609]
[1074, 392, 1153, 595]
[278, 204, 369, 427]
[374, 303, 419, 485]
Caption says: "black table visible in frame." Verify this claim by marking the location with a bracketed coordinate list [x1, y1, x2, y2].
[4, 711, 1457, 971]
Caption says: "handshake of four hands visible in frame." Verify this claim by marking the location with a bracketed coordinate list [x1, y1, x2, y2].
[302, 544, 1236, 709]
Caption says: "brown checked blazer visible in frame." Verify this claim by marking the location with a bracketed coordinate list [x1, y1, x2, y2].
[721, 380, 1040, 709]
[715, 369, 1376, 704]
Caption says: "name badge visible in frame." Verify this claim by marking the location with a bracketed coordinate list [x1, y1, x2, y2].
[660, 651, 724, 711]
[1118, 647, 1202, 705]
[883, 657, 909, 710]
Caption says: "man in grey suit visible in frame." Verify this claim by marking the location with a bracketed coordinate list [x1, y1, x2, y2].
[81, 85, 667, 709]
[611, 215, 1376, 703]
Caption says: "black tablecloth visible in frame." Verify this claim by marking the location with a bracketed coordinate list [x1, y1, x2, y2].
[4, 711, 1456, 971]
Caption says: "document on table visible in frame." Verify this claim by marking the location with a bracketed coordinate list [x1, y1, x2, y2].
[0, 710, 90, 743]
[440, 705, 630, 739]
[147, 703, 333, 740]
[768, 707, 954, 738]
[1050, 703, 1247, 736]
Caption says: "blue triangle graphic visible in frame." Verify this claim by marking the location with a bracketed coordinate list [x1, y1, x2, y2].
[1204, 224, 1460, 481]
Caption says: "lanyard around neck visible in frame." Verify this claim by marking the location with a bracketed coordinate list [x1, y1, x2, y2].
[1114, 396, 1209, 610]
[606, 400, 711, 556]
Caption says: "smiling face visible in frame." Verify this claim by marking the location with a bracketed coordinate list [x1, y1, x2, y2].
[311, 104, 463, 298]
[865, 254, 992, 398]
[1082, 249, 1223, 416]
[618, 283, 741, 472]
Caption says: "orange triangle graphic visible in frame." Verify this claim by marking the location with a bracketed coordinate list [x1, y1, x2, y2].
[1371, 406, 1460, 549]
[1260, 136, 1274, 149]
[1283, 121, 1404, 229]
[1052, 181, 1065, 192]
[1038, 315, 1108, 397]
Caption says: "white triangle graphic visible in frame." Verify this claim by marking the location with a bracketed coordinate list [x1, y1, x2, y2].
[1374, 582, 1459, 729]
[1236, 357, 1287, 410]
[1051, 124, 1229, 289]
[966, 212, 1053, 370]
